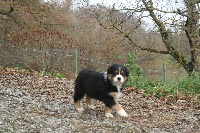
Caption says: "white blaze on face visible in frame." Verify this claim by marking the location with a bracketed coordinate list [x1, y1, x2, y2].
[112, 67, 125, 96]
[113, 67, 124, 83]
[114, 74, 124, 82]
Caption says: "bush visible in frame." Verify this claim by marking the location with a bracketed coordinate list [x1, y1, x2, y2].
[177, 73, 200, 95]
[39, 69, 64, 78]
[125, 52, 148, 89]
[125, 52, 200, 98]
[143, 81, 175, 97]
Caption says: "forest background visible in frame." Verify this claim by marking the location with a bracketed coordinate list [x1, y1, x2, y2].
[0, 0, 199, 97]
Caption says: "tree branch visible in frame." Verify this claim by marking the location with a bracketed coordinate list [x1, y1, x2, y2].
[141, 0, 189, 71]
[0, 7, 14, 16]
[111, 23, 169, 54]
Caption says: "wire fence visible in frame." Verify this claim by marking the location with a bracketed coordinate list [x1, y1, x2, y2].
[0, 40, 112, 78]
[0, 40, 186, 82]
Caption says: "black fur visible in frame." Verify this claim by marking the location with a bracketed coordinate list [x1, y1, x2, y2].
[74, 64, 129, 108]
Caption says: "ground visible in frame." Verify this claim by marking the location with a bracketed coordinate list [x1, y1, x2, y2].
[0, 67, 200, 133]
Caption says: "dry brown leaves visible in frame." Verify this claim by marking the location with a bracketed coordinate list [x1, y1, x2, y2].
[0, 66, 200, 132]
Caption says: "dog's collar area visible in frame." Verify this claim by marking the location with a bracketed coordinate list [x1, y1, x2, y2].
[103, 72, 107, 81]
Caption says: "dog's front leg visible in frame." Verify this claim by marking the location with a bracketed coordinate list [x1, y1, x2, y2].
[112, 102, 128, 117]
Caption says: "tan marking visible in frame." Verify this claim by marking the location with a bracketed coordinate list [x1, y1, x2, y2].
[105, 106, 113, 117]
[124, 76, 127, 81]
[109, 92, 121, 100]
[86, 95, 95, 109]
[105, 102, 128, 117]
[86, 95, 92, 106]
[111, 102, 122, 112]
[115, 70, 119, 74]
[120, 70, 123, 74]
[75, 99, 81, 109]
[107, 74, 113, 81]
[112, 102, 128, 117]
[75, 99, 84, 112]
[105, 106, 111, 114]
[108, 92, 116, 98]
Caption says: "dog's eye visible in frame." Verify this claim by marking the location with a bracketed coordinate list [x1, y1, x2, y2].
[120, 70, 123, 74]
[115, 70, 118, 74]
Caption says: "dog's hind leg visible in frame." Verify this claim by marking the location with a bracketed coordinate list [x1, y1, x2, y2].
[105, 106, 113, 118]
[74, 100, 84, 112]
[86, 95, 95, 109]
[74, 91, 85, 112]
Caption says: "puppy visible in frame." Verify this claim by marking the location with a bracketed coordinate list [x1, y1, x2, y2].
[74, 64, 129, 117]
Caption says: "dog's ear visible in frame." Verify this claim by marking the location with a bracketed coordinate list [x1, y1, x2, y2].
[125, 67, 129, 77]
[107, 65, 113, 74]
[122, 65, 129, 77]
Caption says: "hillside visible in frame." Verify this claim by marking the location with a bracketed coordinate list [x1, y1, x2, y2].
[0, 66, 200, 132]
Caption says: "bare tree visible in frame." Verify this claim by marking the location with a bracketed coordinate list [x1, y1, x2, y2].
[0, 0, 74, 75]
[0, 0, 72, 41]
[95, 0, 200, 74]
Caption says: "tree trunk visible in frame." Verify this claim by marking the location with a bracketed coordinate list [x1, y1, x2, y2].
[141, 0, 200, 74]
[185, 0, 200, 74]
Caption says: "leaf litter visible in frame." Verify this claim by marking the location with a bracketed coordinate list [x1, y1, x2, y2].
[0, 66, 199, 132]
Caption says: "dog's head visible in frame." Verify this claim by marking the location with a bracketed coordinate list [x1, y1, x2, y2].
[106, 64, 129, 87]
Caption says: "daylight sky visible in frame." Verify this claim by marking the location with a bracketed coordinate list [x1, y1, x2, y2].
[73, 0, 184, 9]
[42, 0, 188, 31]
[72, 0, 186, 30]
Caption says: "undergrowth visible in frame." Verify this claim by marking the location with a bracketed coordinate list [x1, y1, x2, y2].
[14, 67, 64, 79]
[126, 52, 200, 98]
[39, 69, 64, 78]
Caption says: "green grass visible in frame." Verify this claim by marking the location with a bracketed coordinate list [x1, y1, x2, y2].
[39, 69, 64, 78]
[14, 67, 65, 79]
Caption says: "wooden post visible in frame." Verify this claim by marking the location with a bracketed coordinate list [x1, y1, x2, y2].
[163, 63, 166, 83]
[75, 48, 78, 77]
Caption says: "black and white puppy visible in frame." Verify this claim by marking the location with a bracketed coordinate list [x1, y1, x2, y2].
[74, 64, 129, 117]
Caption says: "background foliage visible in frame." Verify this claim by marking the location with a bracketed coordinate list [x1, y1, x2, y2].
[0, 0, 199, 96]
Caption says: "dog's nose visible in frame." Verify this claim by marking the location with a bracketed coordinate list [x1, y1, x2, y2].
[117, 77, 121, 81]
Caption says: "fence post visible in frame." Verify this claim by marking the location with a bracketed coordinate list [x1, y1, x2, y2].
[163, 63, 166, 83]
[75, 48, 78, 77]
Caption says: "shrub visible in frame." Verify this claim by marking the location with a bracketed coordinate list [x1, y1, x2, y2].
[126, 52, 175, 97]
[125, 52, 148, 89]
[125, 52, 200, 97]
[177, 73, 200, 95]
[39, 69, 64, 79]
[143, 81, 175, 97]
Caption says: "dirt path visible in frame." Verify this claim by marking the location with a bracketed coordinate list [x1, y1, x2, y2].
[0, 67, 200, 132]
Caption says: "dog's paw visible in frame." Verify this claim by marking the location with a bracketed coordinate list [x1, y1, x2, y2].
[117, 109, 128, 117]
[105, 113, 114, 118]
[88, 105, 95, 110]
[76, 107, 84, 112]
